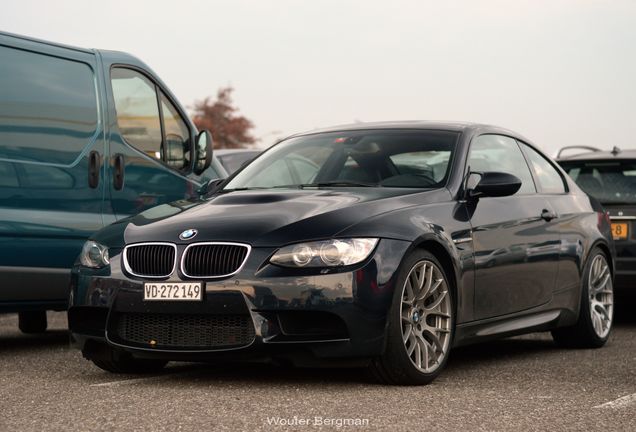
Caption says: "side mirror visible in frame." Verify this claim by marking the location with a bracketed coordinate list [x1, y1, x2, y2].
[469, 171, 522, 198]
[193, 130, 213, 175]
[197, 178, 226, 196]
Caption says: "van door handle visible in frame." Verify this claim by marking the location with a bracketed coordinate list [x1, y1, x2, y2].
[113, 154, 125, 191]
[88, 151, 100, 189]
[541, 209, 558, 222]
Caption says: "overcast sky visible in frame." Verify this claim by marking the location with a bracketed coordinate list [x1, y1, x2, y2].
[2, 0, 635, 153]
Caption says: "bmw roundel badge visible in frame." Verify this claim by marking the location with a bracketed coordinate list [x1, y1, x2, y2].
[179, 229, 198, 241]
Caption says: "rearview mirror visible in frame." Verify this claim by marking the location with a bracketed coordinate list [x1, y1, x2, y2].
[469, 172, 522, 198]
[193, 130, 213, 175]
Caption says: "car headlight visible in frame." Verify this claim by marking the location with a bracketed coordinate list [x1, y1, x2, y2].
[79, 240, 110, 268]
[270, 238, 378, 268]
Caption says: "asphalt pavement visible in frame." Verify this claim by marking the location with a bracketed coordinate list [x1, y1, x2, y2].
[0, 308, 634, 432]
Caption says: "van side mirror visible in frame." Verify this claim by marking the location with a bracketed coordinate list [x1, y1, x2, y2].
[468, 172, 522, 198]
[161, 134, 186, 170]
[193, 130, 213, 175]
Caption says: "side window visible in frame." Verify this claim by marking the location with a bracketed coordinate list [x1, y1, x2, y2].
[111, 68, 162, 158]
[0, 45, 98, 164]
[111, 69, 191, 171]
[468, 135, 536, 194]
[521, 144, 567, 194]
[160, 91, 191, 170]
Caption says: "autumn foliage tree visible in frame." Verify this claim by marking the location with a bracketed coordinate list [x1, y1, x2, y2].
[192, 87, 256, 149]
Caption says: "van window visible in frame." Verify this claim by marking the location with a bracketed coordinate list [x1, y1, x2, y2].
[111, 69, 191, 171]
[111, 68, 162, 158]
[0, 45, 98, 165]
[160, 91, 191, 170]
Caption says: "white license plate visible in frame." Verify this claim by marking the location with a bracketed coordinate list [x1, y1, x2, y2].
[143, 282, 203, 301]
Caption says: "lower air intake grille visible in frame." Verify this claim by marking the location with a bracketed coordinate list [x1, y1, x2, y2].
[182, 243, 250, 277]
[115, 313, 255, 348]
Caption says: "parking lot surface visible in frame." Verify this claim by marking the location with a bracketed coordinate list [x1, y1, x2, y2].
[1, 309, 634, 432]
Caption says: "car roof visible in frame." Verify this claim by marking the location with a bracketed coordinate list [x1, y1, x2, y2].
[293, 121, 478, 135]
[557, 147, 636, 162]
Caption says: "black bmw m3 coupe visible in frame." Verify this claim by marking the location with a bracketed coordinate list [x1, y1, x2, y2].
[69, 122, 615, 385]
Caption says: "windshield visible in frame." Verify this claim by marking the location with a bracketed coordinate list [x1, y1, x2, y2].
[223, 130, 458, 191]
[560, 159, 636, 204]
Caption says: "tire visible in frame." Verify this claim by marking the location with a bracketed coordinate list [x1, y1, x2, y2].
[83, 342, 168, 374]
[552, 247, 614, 348]
[370, 250, 455, 385]
[18, 311, 48, 334]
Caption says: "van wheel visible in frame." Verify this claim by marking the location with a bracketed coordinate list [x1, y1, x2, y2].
[83, 343, 168, 374]
[552, 248, 613, 348]
[370, 250, 454, 385]
[18, 311, 48, 334]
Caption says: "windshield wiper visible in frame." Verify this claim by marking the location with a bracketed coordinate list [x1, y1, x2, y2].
[218, 187, 269, 193]
[298, 181, 378, 188]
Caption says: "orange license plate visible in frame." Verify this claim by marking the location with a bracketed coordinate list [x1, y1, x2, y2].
[611, 222, 628, 240]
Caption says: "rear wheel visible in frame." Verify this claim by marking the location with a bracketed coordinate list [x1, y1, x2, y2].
[370, 250, 454, 385]
[552, 247, 613, 348]
[83, 342, 168, 374]
[18, 311, 47, 334]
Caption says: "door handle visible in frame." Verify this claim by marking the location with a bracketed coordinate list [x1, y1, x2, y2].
[113, 153, 125, 191]
[541, 209, 558, 222]
[88, 151, 100, 189]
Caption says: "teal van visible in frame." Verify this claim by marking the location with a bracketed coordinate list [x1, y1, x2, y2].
[0, 32, 226, 333]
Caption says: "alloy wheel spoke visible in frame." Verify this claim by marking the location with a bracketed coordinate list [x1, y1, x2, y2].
[416, 334, 430, 371]
[593, 265, 609, 285]
[423, 329, 444, 353]
[593, 273, 611, 294]
[403, 324, 413, 343]
[404, 279, 415, 304]
[424, 289, 447, 313]
[401, 309, 412, 323]
[594, 301, 610, 321]
[416, 265, 434, 301]
[407, 333, 417, 356]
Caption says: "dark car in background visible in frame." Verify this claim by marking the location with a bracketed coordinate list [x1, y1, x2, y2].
[557, 146, 635, 296]
[0, 31, 226, 333]
[215, 149, 262, 174]
[69, 122, 615, 385]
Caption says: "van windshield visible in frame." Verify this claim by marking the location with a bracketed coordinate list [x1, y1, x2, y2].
[560, 159, 636, 204]
[223, 130, 458, 191]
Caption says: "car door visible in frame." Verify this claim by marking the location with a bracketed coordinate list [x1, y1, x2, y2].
[105, 67, 198, 220]
[519, 142, 575, 293]
[467, 134, 560, 320]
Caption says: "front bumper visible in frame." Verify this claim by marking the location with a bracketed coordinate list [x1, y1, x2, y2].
[68, 239, 410, 362]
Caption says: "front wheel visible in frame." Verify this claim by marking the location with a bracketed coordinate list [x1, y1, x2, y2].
[552, 247, 614, 348]
[370, 250, 454, 385]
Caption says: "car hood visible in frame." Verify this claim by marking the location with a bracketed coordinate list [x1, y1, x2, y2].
[96, 188, 450, 247]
